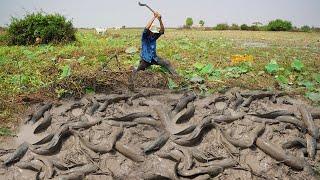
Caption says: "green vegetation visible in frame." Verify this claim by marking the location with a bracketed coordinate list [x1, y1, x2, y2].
[301, 25, 311, 32]
[199, 20, 205, 27]
[185, 17, 193, 28]
[0, 28, 320, 128]
[7, 12, 76, 45]
[267, 19, 293, 31]
[214, 23, 229, 30]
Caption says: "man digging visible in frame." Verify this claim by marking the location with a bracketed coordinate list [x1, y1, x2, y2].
[129, 11, 177, 90]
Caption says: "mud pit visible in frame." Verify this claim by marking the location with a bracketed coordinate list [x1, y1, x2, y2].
[1, 88, 320, 180]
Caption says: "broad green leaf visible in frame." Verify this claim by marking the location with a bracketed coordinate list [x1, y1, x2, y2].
[78, 56, 85, 62]
[59, 65, 71, 79]
[168, 78, 178, 89]
[275, 75, 289, 85]
[314, 74, 320, 84]
[265, 60, 279, 74]
[306, 92, 320, 103]
[193, 62, 204, 71]
[200, 64, 213, 75]
[0, 127, 14, 136]
[291, 59, 304, 71]
[301, 81, 314, 90]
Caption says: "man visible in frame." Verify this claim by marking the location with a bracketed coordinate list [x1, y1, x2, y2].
[129, 11, 177, 90]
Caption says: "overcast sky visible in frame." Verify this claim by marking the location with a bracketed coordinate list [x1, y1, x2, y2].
[1, 0, 319, 28]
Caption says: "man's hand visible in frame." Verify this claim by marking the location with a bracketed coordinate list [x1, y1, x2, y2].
[154, 12, 161, 19]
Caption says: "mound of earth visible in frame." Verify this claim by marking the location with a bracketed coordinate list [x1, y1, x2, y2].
[0, 88, 320, 180]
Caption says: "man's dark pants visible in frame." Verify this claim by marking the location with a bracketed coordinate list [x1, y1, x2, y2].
[129, 57, 177, 89]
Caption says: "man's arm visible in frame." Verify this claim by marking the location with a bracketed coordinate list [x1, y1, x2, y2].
[157, 14, 165, 34]
[146, 15, 157, 30]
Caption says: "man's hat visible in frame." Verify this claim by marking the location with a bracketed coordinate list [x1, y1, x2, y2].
[149, 24, 159, 33]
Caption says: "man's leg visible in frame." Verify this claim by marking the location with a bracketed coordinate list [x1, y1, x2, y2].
[129, 60, 151, 90]
[154, 57, 177, 75]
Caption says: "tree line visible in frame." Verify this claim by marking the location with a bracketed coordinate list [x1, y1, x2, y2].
[184, 17, 318, 32]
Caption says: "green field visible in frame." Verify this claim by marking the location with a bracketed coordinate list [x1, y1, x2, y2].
[1, 29, 320, 129]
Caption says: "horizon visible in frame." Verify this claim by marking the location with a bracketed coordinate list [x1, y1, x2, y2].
[1, 0, 320, 28]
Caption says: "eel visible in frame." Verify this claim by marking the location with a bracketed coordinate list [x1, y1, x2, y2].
[282, 137, 307, 149]
[32, 133, 54, 145]
[37, 156, 54, 179]
[180, 148, 194, 170]
[34, 111, 52, 134]
[72, 130, 112, 153]
[230, 92, 244, 111]
[56, 172, 84, 180]
[173, 125, 197, 136]
[198, 158, 237, 169]
[178, 166, 223, 177]
[241, 91, 275, 107]
[276, 116, 307, 132]
[60, 164, 98, 176]
[172, 92, 196, 115]
[107, 112, 152, 122]
[249, 110, 294, 119]
[133, 118, 161, 127]
[154, 104, 192, 135]
[98, 94, 130, 112]
[218, 131, 240, 155]
[143, 131, 170, 154]
[191, 149, 217, 163]
[68, 119, 101, 130]
[306, 134, 316, 160]
[299, 106, 319, 139]
[4, 142, 29, 166]
[16, 161, 42, 172]
[212, 113, 245, 123]
[31, 125, 70, 155]
[114, 142, 145, 162]
[157, 149, 184, 162]
[219, 123, 265, 148]
[172, 102, 195, 124]
[255, 138, 307, 170]
[30, 103, 53, 124]
[86, 99, 100, 116]
[172, 118, 213, 146]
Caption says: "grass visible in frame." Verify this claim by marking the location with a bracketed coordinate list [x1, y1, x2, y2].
[0, 29, 320, 130]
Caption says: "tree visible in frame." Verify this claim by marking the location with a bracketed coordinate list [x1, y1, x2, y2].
[199, 20, 205, 27]
[240, 24, 249, 30]
[267, 19, 293, 31]
[186, 17, 193, 28]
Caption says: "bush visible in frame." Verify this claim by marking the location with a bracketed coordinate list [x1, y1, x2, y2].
[230, 23, 240, 30]
[240, 24, 249, 30]
[300, 25, 311, 32]
[199, 20, 205, 27]
[267, 19, 293, 31]
[249, 25, 259, 31]
[7, 12, 76, 45]
[185, 17, 193, 28]
[214, 23, 229, 30]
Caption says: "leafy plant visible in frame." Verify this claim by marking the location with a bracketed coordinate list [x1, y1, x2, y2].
[199, 20, 205, 27]
[306, 92, 320, 103]
[291, 59, 304, 71]
[7, 12, 76, 45]
[185, 17, 193, 28]
[275, 75, 289, 85]
[313, 74, 320, 84]
[265, 60, 279, 74]
[168, 78, 178, 89]
[240, 24, 249, 30]
[267, 19, 293, 31]
[300, 25, 311, 32]
[0, 127, 14, 136]
[214, 23, 229, 30]
[59, 65, 71, 79]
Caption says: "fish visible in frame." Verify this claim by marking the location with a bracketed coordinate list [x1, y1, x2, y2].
[4, 142, 29, 166]
[33, 111, 52, 134]
[30, 103, 53, 124]
[299, 106, 319, 139]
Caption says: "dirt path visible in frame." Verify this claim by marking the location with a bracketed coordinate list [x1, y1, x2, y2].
[0, 88, 319, 180]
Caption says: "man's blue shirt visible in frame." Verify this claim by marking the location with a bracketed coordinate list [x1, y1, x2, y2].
[140, 28, 163, 63]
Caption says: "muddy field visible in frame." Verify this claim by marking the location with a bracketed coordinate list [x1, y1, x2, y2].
[0, 88, 320, 180]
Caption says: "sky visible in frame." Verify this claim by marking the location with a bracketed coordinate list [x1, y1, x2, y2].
[0, 0, 319, 28]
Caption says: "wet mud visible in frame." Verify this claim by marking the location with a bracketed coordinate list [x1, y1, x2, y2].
[0, 87, 320, 180]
